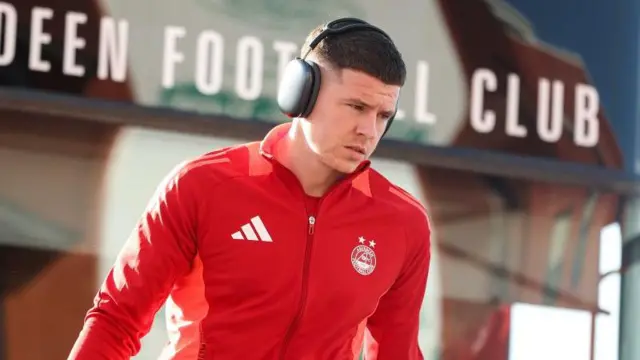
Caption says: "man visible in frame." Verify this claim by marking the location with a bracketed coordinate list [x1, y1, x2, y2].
[69, 17, 432, 359]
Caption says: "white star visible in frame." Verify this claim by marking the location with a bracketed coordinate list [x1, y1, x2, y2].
[369, 240, 376, 248]
[358, 236, 366, 244]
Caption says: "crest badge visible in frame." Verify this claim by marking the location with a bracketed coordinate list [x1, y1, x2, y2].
[351, 236, 377, 276]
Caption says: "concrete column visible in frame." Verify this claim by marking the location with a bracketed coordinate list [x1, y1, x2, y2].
[620, 197, 640, 360]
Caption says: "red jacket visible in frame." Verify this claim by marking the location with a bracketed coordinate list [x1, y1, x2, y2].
[68, 123, 432, 360]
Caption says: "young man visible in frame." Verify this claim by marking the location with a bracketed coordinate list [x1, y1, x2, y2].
[69, 17, 432, 360]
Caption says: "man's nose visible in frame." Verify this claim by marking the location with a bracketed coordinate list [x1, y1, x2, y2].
[355, 114, 378, 139]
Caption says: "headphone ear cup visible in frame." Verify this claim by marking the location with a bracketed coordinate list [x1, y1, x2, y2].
[277, 59, 316, 118]
[300, 60, 322, 118]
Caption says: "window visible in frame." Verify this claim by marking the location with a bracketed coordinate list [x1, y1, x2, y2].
[571, 193, 599, 286]
[544, 209, 573, 305]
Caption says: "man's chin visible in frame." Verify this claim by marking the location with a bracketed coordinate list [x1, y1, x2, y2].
[330, 160, 363, 174]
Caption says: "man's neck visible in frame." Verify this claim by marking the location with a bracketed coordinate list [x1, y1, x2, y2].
[274, 123, 342, 197]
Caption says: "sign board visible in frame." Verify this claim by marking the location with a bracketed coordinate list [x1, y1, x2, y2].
[0, 0, 629, 170]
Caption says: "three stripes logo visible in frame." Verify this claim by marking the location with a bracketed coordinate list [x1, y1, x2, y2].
[231, 216, 273, 242]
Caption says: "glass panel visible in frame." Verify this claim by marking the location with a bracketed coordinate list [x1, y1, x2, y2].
[544, 210, 572, 304]
[571, 193, 599, 287]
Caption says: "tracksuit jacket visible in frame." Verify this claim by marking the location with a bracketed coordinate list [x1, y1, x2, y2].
[68, 123, 432, 360]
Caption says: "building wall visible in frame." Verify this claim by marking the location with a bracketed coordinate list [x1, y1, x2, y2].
[0, 116, 623, 359]
[0, 0, 635, 358]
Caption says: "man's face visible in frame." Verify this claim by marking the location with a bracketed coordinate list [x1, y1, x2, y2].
[303, 66, 400, 174]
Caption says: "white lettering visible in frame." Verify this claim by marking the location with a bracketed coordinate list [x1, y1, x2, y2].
[0, 11, 604, 148]
[0, 2, 17, 66]
[470, 68, 497, 133]
[63, 12, 87, 77]
[98, 17, 129, 82]
[195, 30, 224, 95]
[537, 79, 564, 143]
[29, 7, 53, 72]
[414, 60, 436, 124]
[505, 74, 526, 137]
[574, 84, 599, 147]
[235, 36, 263, 100]
[273, 40, 298, 84]
[162, 26, 186, 89]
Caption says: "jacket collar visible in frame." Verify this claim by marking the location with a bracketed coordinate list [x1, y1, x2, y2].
[258, 123, 372, 197]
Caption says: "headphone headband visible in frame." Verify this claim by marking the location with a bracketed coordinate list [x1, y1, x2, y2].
[304, 18, 393, 59]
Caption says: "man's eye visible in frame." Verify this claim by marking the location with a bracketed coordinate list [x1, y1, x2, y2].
[349, 104, 364, 111]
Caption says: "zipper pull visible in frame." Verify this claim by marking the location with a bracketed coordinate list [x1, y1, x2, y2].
[308, 216, 315, 235]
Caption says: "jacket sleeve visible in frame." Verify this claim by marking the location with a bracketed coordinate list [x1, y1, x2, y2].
[364, 207, 431, 360]
[68, 163, 200, 359]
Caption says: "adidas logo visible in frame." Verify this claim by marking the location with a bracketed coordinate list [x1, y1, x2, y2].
[231, 216, 273, 242]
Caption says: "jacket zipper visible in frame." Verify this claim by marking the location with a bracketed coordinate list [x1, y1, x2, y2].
[197, 322, 206, 359]
[279, 214, 316, 359]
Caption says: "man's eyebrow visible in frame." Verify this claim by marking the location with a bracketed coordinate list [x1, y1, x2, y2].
[343, 97, 372, 107]
[343, 97, 395, 116]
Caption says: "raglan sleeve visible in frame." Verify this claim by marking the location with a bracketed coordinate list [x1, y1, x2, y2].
[68, 162, 200, 359]
[363, 205, 432, 360]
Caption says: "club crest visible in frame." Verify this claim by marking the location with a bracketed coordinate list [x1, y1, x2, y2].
[351, 236, 377, 276]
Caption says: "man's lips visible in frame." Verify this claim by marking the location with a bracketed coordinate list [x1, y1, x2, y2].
[345, 145, 366, 155]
